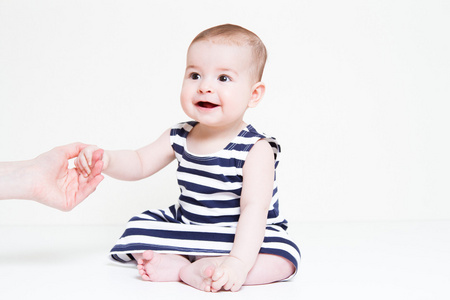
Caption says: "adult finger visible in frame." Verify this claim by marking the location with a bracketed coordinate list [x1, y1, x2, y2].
[58, 142, 88, 160]
[91, 149, 104, 167]
[76, 168, 104, 202]
[89, 158, 104, 177]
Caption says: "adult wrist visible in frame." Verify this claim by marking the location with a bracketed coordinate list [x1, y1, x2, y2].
[0, 160, 35, 200]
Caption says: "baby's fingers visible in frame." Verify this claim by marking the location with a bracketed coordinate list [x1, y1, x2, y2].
[220, 275, 242, 292]
[75, 154, 92, 177]
[212, 267, 224, 281]
[211, 268, 228, 291]
[223, 280, 235, 291]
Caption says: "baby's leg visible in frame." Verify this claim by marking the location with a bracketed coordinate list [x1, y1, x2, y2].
[179, 254, 295, 292]
[133, 250, 191, 282]
[244, 254, 295, 285]
[179, 256, 226, 292]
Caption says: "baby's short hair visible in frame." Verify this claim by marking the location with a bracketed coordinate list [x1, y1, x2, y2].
[190, 24, 267, 82]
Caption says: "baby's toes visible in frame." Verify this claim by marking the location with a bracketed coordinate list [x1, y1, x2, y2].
[140, 269, 151, 281]
[202, 278, 212, 292]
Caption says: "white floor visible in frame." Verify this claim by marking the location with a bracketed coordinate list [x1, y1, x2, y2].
[1, 220, 449, 300]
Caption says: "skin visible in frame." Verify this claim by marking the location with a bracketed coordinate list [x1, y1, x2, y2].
[76, 40, 295, 292]
[0, 143, 104, 211]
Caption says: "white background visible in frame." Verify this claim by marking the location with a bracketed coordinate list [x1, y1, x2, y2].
[1, 0, 449, 225]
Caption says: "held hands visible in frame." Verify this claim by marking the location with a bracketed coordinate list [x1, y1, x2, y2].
[211, 256, 249, 292]
[75, 145, 107, 177]
[32, 143, 104, 211]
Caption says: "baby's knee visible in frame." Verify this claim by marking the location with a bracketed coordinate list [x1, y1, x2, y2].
[274, 256, 296, 280]
[246, 254, 296, 285]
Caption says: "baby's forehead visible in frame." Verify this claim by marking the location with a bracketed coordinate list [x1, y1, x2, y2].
[187, 40, 260, 80]
[188, 41, 253, 66]
[188, 40, 254, 59]
[187, 26, 266, 81]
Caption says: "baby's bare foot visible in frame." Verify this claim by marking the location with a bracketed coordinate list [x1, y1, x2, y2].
[134, 250, 190, 282]
[179, 256, 226, 292]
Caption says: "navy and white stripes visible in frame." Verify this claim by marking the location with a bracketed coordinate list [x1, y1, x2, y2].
[171, 121, 286, 228]
[110, 121, 300, 275]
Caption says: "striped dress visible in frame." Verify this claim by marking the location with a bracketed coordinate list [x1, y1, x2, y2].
[110, 121, 301, 276]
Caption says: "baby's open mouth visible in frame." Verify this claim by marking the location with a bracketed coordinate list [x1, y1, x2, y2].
[197, 101, 219, 109]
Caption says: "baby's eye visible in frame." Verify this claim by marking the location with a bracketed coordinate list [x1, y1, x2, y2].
[190, 73, 200, 80]
[218, 75, 231, 82]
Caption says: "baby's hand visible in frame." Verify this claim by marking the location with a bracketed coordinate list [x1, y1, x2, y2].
[75, 145, 102, 177]
[211, 256, 249, 292]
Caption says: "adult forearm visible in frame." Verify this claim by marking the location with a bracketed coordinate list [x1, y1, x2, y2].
[0, 160, 35, 200]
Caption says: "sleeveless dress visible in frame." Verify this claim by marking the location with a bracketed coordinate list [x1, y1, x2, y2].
[110, 121, 301, 277]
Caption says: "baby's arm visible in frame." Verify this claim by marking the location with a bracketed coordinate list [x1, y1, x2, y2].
[211, 140, 275, 292]
[76, 129, 175, 181]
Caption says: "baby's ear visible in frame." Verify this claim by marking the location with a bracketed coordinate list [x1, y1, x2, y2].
[248, 82, 266, 108]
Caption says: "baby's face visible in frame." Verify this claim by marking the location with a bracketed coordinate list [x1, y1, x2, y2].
[180, 41, 258, 128]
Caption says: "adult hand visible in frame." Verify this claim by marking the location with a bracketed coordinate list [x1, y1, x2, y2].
[18, 143, 104, 211]
[1, 143, 105, 209]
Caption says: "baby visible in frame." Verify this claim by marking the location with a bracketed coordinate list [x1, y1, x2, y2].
[76, 24, 300, 292]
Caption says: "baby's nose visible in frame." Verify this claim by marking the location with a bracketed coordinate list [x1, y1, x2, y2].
[198, 80, 214, 93]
